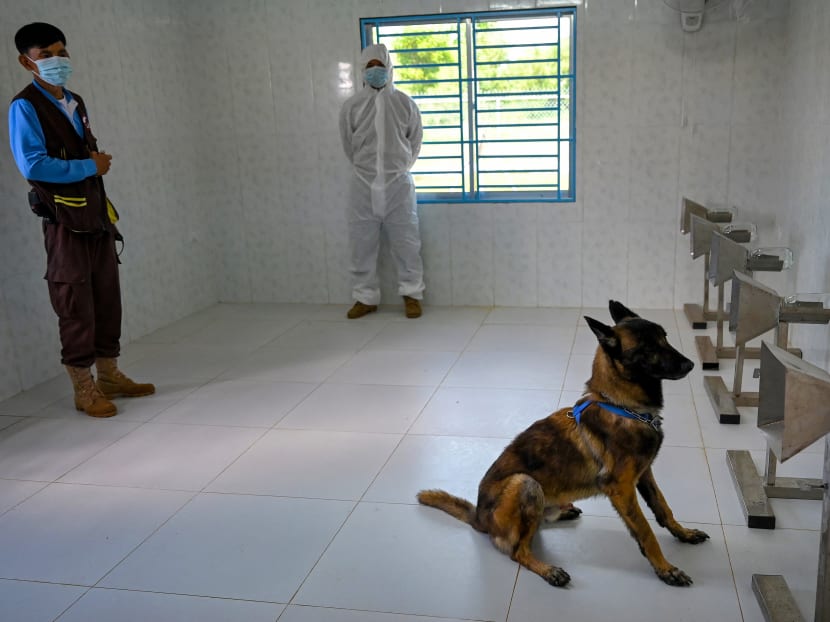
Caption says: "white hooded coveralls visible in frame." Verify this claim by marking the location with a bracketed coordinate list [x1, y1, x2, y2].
[339, 43, 425, 306]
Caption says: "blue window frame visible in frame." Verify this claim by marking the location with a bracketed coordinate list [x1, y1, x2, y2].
[360, 7, 576, 204]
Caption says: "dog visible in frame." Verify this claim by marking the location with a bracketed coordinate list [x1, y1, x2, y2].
[417, 300, 709, 587]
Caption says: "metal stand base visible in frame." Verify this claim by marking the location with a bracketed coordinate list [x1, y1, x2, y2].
[695, 338, 802, 370]
[727, 449, 776, 529]
[683, 303, 717, 329]
[752, 574, 805, 622]
[727, 449, 823, 530]
[695, 335, 721, 370]
[695, 338, 766, 370]
[704, 376, 742, 424]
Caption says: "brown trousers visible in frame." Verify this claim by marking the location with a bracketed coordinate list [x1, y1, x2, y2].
[43, 223, 121, 368]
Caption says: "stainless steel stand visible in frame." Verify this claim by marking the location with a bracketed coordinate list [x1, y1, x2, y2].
[729, 342, 830, 534]
[727, 343, 830, 620]
[680, 203, 734, 329]
[704, 274, 807, 424]
[751, 434, 830, 621]
[695, 232, 793, 371]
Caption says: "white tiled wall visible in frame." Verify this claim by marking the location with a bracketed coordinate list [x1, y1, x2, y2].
[0, 0, 219, 397]
[776, 0, 830, 369]
[2, 0, 828, 399]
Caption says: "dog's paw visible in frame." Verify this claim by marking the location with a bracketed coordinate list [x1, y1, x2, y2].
[543, 565, 571, 587]
[656, 566, 693, 587]
[677, 528, 710, 544]
[558, 504, 583, 521]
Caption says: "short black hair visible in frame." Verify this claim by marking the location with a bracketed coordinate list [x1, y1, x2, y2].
[14, 22, 66, 54]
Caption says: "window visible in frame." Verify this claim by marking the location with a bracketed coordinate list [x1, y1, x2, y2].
[361, 7, 576, 203]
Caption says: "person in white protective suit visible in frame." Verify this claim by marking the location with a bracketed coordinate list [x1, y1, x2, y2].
[339, 43, 425, 319]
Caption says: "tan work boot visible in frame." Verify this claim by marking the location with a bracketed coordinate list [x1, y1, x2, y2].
[65, 365, 117, 418]
[96, 357, 156, 399]
[403, 296, 422, 319]
[347, 301, 378, 319]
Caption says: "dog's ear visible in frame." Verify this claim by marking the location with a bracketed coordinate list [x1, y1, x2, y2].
[585, 316, 619, 352]
[608, 300, 639, 324]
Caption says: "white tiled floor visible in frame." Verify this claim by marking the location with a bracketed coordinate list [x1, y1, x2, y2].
[0, 303, 823, 621]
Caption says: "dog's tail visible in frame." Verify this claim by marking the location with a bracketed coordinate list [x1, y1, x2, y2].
[417, 489, 477, 526]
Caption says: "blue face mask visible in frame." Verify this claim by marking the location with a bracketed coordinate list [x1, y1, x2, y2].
[364, 66, 388, 89]
[30, 56, 73, 87]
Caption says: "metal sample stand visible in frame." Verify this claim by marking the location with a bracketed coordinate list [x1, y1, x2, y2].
[704, 273, 814, 424]
[680, 200, 735, 329]
[695, 232, 794, 370]
[728, 343, 830, 621]
[728, 317, 830, 533]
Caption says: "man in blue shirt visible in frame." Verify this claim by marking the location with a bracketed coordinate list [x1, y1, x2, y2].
[8, 22, 154, 417]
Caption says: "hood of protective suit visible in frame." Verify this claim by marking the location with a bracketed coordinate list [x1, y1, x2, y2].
[360, 43, 395, 90]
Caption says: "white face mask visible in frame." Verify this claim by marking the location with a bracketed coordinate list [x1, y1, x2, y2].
[29, 55, 73, 87]
[364, 66, 389, 88]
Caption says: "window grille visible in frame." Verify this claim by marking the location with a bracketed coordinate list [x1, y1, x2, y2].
[360, 7, 576, 203]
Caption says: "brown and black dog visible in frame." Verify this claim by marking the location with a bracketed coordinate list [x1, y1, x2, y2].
[418, 301, 709, 587]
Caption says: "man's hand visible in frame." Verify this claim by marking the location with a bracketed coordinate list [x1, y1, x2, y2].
[90, 151, 112, 176]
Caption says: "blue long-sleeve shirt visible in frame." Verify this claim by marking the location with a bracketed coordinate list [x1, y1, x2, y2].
[8, 80, 98, 183]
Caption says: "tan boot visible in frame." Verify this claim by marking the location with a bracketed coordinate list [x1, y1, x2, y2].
[65, 365, 118, 418]
[403, 296, 422, 319]
[95, 357, 156, 399]
[347, 301, 378, 319]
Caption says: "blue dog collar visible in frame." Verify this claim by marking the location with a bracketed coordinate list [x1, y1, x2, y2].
[572, 399, 662, 431]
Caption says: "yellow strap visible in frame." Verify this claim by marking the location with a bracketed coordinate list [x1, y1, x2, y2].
[54, 196, 87, 207]
[106, 198, 119, 224]
[53, 194, 85, 202]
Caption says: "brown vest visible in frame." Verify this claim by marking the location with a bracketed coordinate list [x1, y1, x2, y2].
[13, 83, 114, 233]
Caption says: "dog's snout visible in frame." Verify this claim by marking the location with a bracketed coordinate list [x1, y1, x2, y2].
[680, 358, 694, 375]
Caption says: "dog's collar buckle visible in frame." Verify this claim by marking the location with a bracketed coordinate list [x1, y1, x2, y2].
[572, 399, 662, 431]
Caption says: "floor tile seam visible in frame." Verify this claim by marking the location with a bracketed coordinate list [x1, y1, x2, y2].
[199, 315, 306, 351]
[440, 382, 566, 391]
[51, 584, 93, 621]
[0, 391, 72, 418]
[484, 320, 580, 327]
[558, 511, 726, 528]
[57, 583, 290, 605]
[656, 440, 706, 449]
[45, 417, 153, 485]
[132, 309, 223, 344]
[122, 419, 280, 431]
[717, 520, 749, 622]
[330, 381, 445, 508]
[191, 317, 318, 380]
[0, 576, 92, 588]
[404, 431, 516, 441]
[88, 491, 200, 591]
[272, 423, 412, 435]
[278, 602, 491, 622]
[457, 347, 574, 360]
[721, 522, 821, 534]
[502, 562, 522, 622]
[350, 388, 444, 504]
[566, 312, 583, 359]
[119, 386, 205, 425]
[702, 446, 734, 528]
[265, 381, 336, 430]
[408, 334, 466, 392]
[196, 426, 274, 495]
[0, 415, 35, 437]
[0, 475, 51, 484]
[398, 379, 445, 438]
[35, 480, 212, 495]
[283, 498, 362, 607]
[198, 490, 377, 503]
[264, 318, 388, 350]
[361, 345, 471, 354]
